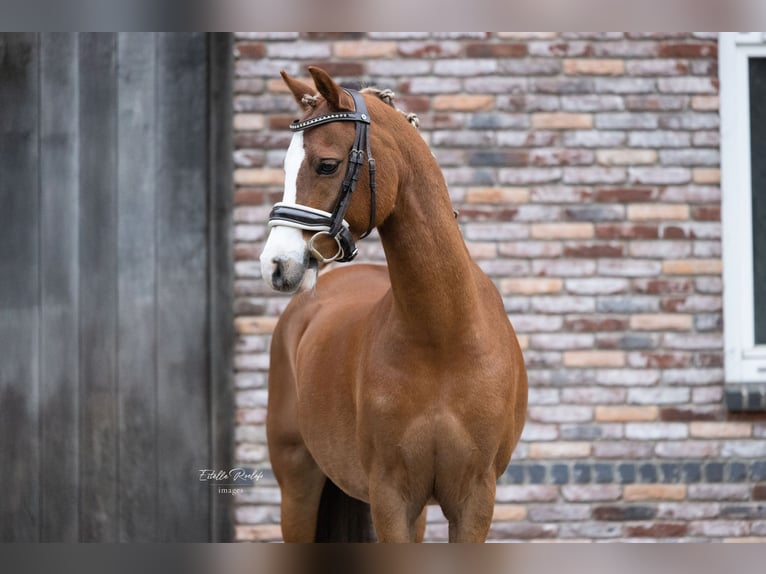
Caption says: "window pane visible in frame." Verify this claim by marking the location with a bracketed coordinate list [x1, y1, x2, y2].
[749, 58, 766, 345]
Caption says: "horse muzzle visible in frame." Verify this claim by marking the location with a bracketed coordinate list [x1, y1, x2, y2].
[269, 254, 310, 293]
[259, 226, 312, 293]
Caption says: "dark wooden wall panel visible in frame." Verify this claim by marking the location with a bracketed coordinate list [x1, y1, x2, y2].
[208, 32, 235, 543]
[78, 33, 119, 542]
[116, 32, 159, 543]
[0, 32, 41, 543]
[0, 32, 233, 542]
[156, 33, 211, 542]
[39, 32, 80, 543]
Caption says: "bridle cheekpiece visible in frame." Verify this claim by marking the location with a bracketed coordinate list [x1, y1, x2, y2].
[267, 89, 376, 263]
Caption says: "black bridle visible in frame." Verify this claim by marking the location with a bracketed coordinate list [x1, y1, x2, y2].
[267, 89, 376, 263]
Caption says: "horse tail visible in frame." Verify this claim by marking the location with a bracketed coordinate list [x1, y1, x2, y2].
[314, 479, 375, 542]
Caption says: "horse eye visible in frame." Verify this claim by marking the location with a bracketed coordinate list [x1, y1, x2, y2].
[317, 160, 341, 176]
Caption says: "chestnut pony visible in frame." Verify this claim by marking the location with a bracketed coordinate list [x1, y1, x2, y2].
[260, 67, 527, 542]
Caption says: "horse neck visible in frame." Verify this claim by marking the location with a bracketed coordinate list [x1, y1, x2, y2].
[377, 132, 482, 344]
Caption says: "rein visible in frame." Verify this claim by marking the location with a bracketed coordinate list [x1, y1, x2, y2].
[267, 89, 376, 263]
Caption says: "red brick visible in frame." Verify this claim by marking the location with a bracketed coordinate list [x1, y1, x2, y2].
[395, 95, 431, 113]
[692, 206, 721, 221]
[595, 223, 659, 239]
[595, 187, 656, 203]
[661, 295, 722, 313]
[466, 43, 528, 58]
[696, 352, 723, 368]
[633, 278, 693, 294]
[593, 505, 656, 521]
[658, 43, 718, 58]
[626, 523, 688, 538]
[398, 42, 462, 59]
[268, 115, 296, 130]
[529, 148, 594, 166]
[305, 61, 365, 77]
[457, 207, 519, 222]
[753, 485, 766, 501]
[565, 316, 629, 332]
[563, 242, 624, 258]
[629, 351, 692, 368]
[625, 60, 689, 76]
[659, 407, 720, 422]
[538, 41, 595, 58]
[236, 42, 266, 59]
[625, 95, 688, 111]
[235, 188, 271, 206]
[234, 244, 259, 261]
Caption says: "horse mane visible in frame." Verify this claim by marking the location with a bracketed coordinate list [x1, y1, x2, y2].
[361, 87, 420, 129]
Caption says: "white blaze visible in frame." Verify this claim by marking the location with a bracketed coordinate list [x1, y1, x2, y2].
[282, 130, 304, 205]
[260, 132, 313, 289]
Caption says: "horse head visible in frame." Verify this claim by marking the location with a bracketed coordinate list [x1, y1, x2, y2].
[260, 67, 407, 293]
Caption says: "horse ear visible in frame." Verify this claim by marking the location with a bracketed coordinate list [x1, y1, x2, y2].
[308, 66, 354, 111]
[280, 70, 317, 109]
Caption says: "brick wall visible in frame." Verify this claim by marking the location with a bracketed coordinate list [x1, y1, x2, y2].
[232, 32, 766, 541]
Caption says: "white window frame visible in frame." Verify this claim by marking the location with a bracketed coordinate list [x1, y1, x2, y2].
[720, 32, 766, 385]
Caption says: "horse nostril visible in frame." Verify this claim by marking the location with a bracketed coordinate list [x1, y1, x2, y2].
[271, 256, 288, 289]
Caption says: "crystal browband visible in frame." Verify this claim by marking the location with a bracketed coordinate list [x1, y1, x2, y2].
[289, 110, 370, 132]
